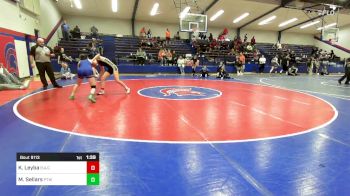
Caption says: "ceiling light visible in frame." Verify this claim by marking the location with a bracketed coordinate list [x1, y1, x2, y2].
[112, 0, 117, 13]
[300, 20, 320, 29]
[150, 3, 159, 16]
[233, 13, 249, 23]
[210, 10, 224, 21]
[317, 23, 337, 30]
[258, 15, 276, 25]
[73, 0, 82, 9]
[180, 6, 191, 19]
[279, 18, 298, 27]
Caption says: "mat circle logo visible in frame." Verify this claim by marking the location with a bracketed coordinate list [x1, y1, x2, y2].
[138, 86, 222, 100]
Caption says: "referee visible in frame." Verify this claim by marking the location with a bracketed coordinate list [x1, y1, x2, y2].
[338, 58, 350, 85]
[30, 38, 62, 89]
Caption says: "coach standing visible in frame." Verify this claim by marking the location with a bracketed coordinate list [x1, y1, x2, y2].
[30, 38, 62, 89]
[338, 58, 350, 85]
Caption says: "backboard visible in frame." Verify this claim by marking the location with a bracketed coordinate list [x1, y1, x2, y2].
[322, 28, 339, 43]
[180, 13, 207, 33]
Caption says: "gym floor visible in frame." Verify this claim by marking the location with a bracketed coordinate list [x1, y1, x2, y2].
[1, 74, 349, 195]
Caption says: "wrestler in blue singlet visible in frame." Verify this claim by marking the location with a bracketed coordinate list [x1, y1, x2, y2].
[77, 59, 94, 79]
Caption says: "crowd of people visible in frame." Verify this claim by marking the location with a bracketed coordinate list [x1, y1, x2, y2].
[61, 20, 100, 40]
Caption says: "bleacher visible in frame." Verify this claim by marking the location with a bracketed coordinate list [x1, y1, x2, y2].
[255, 43, 314, 60]
[58, 38, 95, 58]
[54, 35, 344, 74]
[192, 39, 255, 65]
[58, 35, 193, 63]
[115, 36, 193, 65]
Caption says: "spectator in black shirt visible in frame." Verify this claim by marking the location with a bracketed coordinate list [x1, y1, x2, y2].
[90, 25, 99, 38]
[71, 25, 81, 39]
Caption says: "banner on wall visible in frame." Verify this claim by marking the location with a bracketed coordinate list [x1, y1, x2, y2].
[0, 34, 18, 74]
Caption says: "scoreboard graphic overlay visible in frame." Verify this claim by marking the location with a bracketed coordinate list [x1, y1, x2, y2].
[16, 153, 99, 186]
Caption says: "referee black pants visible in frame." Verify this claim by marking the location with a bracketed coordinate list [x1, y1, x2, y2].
[339, 67, 350, 84]
[36, 62, 58, 87]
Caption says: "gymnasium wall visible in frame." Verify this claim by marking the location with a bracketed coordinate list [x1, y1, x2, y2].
[0, 0, 39, 35]
[337, 24, 350, 54]
[64, 15, 132, 36]
[240, 29, 278, 44]
[281, 32, 314, 45]
[39, 0, 62, 47]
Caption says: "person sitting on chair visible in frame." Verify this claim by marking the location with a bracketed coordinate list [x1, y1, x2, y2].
[136, 48, 147, 65]
[217, 62, 230, 79]
[71, 25, 81, 39]
[200, 66, 209, 78]
[90, 25, 99, 38]
[60, 63, 75, 80]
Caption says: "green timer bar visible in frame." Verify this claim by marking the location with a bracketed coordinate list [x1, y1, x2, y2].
[16, 153, 99, 186]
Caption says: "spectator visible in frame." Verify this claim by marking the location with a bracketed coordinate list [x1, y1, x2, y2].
[89, 38, 103, 56]
[158, 49, 166, 66]
[270, 55, 281, 74]
[139, 27, 146, 37]
[276, 42, 282, 50]
[320, 51, 329, 75]
[166, 49, 173, 66]
[87, 41, 98, 57]
[287, 51, 298, 76]
[329, 50, 335, 60]
[165, 28, 171, 45]
[171, 50, 178, 66]
[90, 25, 99, 38]
[147, 29, 152, 38]
[174, 31, 180, 40]
[244, 34, 248, 43]
[30, 38, 62, 89]
[307, 56, 315, 75]
[200, 66, 209, 78]
[311, 47, 318, 56]
[209, 33, 213, 42]
[338, 57, 350, 85]
[0, 63, 30, 90]
[60, 63, 75, 80]
[236, 52, 245, 76]
[136, 48, 147, 65]
[280, 53, 289, 74]
[61, 20, 70, 41]
[191, 55, 199, 77]
[253, 49, 260, 63]
[58, 48, 73, 68]
[177, 56, 185, 75]
[251, 36, 256, 45]
[221, 28, 228, 39]
[258, 55, 266, 73]
[71, 25, 81, 39]
[217, 62, 230, 79]
[246, 43, 253, 52]
[53, 44, 61, 55]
